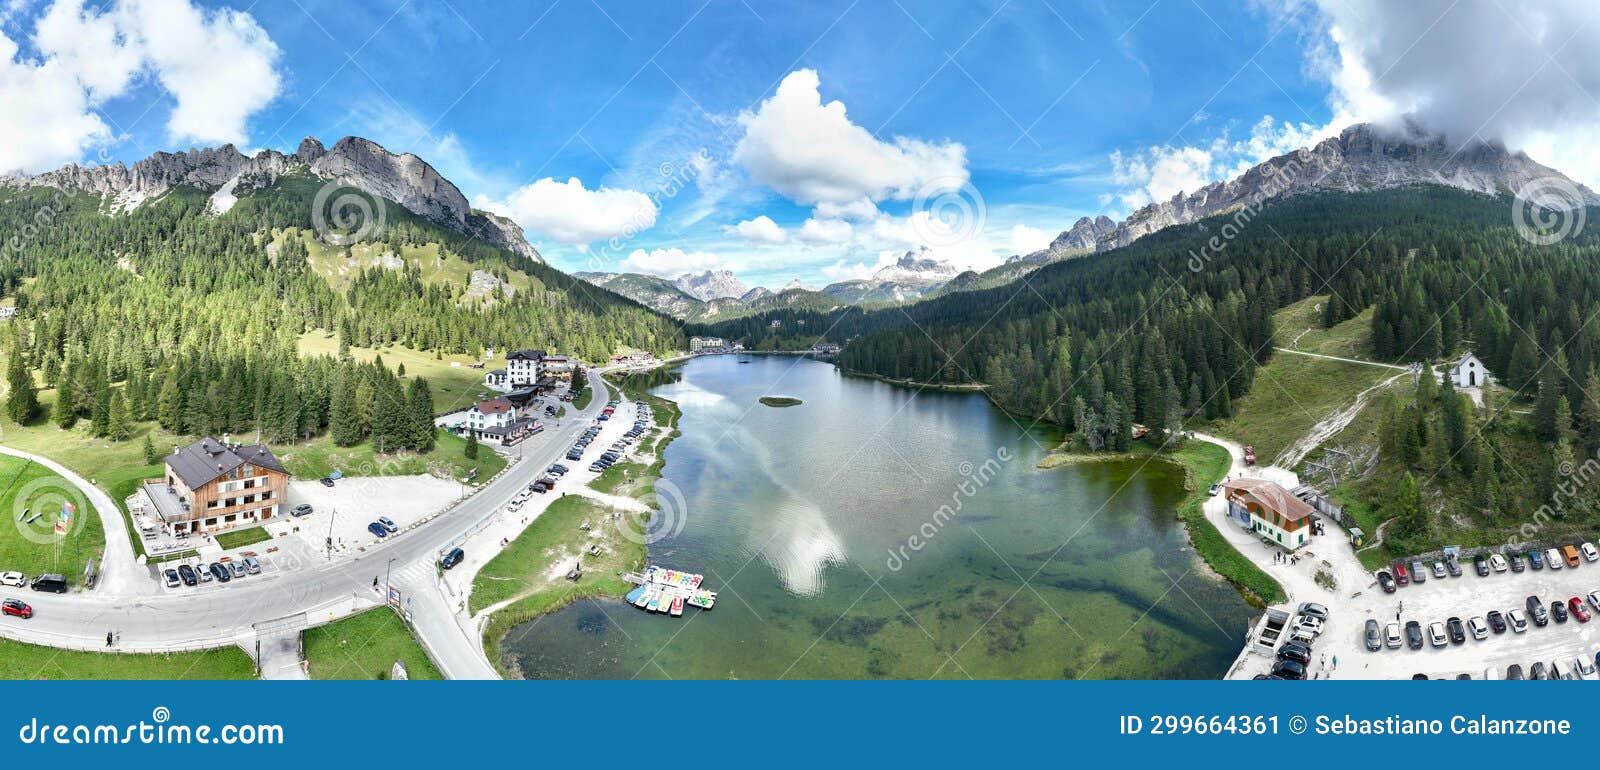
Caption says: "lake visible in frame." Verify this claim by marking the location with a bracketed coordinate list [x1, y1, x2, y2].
[503, 354, 1252, 679]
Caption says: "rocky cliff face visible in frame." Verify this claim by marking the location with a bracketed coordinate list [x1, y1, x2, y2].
[1020, 122, 1598, 264]
[0, 136, 541, 262]
[673, 270, 749, 301]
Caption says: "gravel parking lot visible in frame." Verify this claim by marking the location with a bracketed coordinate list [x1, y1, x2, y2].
[1241, 549, 1600, 680]
[269, 475, 472, 558]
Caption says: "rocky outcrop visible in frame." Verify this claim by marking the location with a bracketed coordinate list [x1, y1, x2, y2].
[673, 270, 749, 301]
[1, 135, 542, 262]
[1019, 121, 1599, 263]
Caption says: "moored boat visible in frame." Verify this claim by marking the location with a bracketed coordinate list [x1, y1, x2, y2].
[670, 596, 684, 617]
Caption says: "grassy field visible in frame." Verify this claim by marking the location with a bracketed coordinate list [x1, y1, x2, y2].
[272, 428, 504, 482]
[302, 607, 442, 680]
[1209, 299, 1394, 464]
[297, 331, 491, 415]
[0, 638, 256, 680]
[572, 385, 593, 410]
[0, 454, 102, 584]
[1274, 294, 1377, 358]
[474, 494, 649, 677]
[215, 526, 273, 550]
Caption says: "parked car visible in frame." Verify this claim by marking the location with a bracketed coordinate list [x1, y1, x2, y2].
[1473, 554, 1490, 577]
[1427, 621, 1448, 648]
[163, 569, 181, 588]
[377, 516, 398, 533]
[1508, 608, 1529, 633]
[1585, 542, 1600, 562]
[0, 572, 23, 588]
[1576, 656, 1598, 680]
[1562, 545, 1582, 568]
[1509, 552, 1525, 573]
[1547, 548, 1565, 570]
[368, 522, 389, 538]
[1299, 602, 1329, 621]
[1445, 556, 1462, 577]
[1206, 484, 1221, 496]
[1446, 616, 1466, 645]
[29, 574, 66, 593]
[1551, 660, 1572, 680]
[1411, 560, 1427, 583]
[1431, 561, 1447, 579]
[1270, 659, 1306, 680]
[1529, 550, 1545, 570]
[1392, 561, 1411, 585]
[1467, 615, 1489, 641]
[1570, 597, 1591, 623]
[1487, 610, 1507, 634]
[1528, 595, 1549, 626]
[320, 477, 336, 487]
[209, 563, 231, 583]
[1384, 622, 1402, 649]
[1489, 553, 1508, 573]
[1364, 619, 1382, 651]
[1377, 571, 1396, 593]
[441, 547, 465, 570]
[1278, 642, 1312, 665]
[195, 563, 212, 583]
[1507, 664, 1525, 680]
[243, 556, 261, 575]
[1531, 662, 1549, 680]
[228, 561, 245, 578]
[1, 599, 32, 619]
[176, 564, 197, 586]
[290, 504, 313, 517]
[1405, 620, 1424, 649]
[1552, 600, 1569, 624]
[1589, 591, 1600, 614]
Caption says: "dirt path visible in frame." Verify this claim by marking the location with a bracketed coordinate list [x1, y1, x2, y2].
[1274, 370, 1410, 469]
[1272, 347, 1410, 370]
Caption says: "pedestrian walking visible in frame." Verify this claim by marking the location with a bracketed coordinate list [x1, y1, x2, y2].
[105, 630, 113, 648]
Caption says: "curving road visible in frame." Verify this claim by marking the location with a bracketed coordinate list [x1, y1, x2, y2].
[0, 371, 613, 679]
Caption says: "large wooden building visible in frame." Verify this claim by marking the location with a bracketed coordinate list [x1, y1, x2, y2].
[144, 437, 290, 534]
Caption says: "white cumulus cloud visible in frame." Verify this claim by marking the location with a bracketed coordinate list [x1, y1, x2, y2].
[726, 214, 788, 244]
[1008, 224, 1052, 255]
[798, 217, 853, 244]
[483, 177, 658, 246]
[620, 247, 725, 277]
[733, 69, 969, 205]
[0, 0, 282, 173]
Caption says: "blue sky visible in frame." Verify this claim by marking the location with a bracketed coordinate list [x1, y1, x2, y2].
[7, 1, 1599, 289]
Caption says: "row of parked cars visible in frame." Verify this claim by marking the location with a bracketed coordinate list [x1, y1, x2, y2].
[1, 571, 67, 593]
[163, 556, 261, 588]
[366, 516, 399, 539]
[1260, 603, 1330, 680]
[1378, 542, 1600, 592]
[1367, 592, 1600, 656]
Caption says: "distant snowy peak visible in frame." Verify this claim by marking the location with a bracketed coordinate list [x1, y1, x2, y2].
[673, 269, 749, 301]
[870, 247, 959, 284]
[782, 278, 809, 292]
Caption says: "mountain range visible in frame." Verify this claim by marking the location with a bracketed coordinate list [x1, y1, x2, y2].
[0, 136, 541, 263]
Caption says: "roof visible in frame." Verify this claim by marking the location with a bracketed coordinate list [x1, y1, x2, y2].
[1223, 478, 1315, 522]
[473, 397, 514, 414]
[487, 368, 506, 376]
[1453, 351, 1484, 370]
[507, 349, 546, 361]
[165, 437, 287, 490]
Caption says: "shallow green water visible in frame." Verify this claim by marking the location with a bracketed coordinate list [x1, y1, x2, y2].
[504, 355, 1251, 679]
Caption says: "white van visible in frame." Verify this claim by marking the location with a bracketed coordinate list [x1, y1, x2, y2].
[1483, 667, 1501, 680]
[1547, 548, 1565, 570]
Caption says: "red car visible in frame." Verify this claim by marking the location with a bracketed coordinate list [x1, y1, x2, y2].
[1570, 597, 1591, 623]
[1, 599, 32, 619]
[1391, 560, 1410, 586]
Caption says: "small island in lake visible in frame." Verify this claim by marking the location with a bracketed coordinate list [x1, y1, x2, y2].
[759, 396, 803, 407]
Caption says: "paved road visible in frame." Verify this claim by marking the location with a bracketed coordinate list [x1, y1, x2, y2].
[0, 371, 612, 680]
[0, 444, 149, 597]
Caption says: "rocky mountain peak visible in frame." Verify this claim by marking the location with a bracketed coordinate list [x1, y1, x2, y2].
[872, 247, 958, 284]
[295, 136, 326, 164]
[1015, 121, 1598, 265]
[673, 269, 749, 301]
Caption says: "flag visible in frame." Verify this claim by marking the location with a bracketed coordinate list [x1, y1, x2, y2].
[55, 501, 73, 535]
